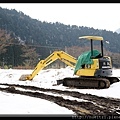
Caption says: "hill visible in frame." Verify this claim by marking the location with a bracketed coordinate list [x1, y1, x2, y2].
[0, 7, 120, 68]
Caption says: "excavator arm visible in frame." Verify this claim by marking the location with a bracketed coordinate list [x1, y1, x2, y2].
[19, 50, 77, 81]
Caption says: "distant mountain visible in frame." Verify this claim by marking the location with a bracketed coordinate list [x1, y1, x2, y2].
[115, 28, 120, 34]
[0, 7, 120, 68]
[0, 7, 120, 53]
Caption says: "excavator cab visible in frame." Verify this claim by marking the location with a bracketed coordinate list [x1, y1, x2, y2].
[74, 36, 113, 78]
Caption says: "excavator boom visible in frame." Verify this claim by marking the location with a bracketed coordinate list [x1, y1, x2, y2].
[19, 51, 77, 81]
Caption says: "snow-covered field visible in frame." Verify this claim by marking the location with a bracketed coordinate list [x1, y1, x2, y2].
[0, 66, 120, 115]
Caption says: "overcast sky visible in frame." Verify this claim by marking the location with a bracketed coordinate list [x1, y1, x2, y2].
[0, 3, 120, 32]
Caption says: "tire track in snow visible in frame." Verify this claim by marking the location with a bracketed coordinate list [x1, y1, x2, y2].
[0, 83, 120, 116]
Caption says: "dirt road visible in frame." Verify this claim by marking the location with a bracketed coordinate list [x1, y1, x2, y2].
[0, 83, 120, 118]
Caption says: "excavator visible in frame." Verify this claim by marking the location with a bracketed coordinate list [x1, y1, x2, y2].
[19, 36, 120, 89]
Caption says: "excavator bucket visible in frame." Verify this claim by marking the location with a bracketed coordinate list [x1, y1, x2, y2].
[19, 74, 30, 81]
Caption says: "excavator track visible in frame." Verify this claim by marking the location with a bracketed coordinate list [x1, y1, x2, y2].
[62, 77, 111, 89]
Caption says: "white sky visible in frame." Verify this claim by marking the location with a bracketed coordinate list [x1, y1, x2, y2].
[0, 3, 120, 32]
[0, 67, 120, 115]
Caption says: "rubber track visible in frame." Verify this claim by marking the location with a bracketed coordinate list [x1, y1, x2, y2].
[62, 77, 110, 89]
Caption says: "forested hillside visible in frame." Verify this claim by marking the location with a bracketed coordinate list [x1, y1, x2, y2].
[0, 7, 120, 68]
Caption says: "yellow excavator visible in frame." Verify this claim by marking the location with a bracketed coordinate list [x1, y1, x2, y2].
[19, 36, 120, 89]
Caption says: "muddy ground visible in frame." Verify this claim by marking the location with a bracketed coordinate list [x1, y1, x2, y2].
[0, 83, 120, 118]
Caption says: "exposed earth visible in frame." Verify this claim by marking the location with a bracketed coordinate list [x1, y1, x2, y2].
[0, 83, 120, 118]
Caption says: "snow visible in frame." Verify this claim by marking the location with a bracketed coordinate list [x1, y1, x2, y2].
[0, 66, 120, 116]
[0, 92, 74, 115]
